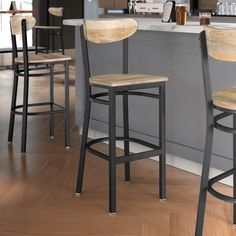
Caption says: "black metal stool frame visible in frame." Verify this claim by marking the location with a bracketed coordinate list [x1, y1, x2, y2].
[35, 12, 64, 54]
[8, 19, 70, 153]
[76, 25, 166, 214]
[195, 31, 236, 235]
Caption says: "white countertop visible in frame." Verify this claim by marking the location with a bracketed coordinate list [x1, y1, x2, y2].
[63, 18, 236, 34]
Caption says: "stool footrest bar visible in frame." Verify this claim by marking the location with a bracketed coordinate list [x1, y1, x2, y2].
[86, 136, 162, 164]
[87, 146, 109, 161]
[13, 102, 65, 116]
[17, 69, 66, 77]
[91, 91, 159, 100]
[87, 136, 159, 150]
[116, 149, 161, 164]
[214, 112, 236, 134]
[208, 168, 236, 204]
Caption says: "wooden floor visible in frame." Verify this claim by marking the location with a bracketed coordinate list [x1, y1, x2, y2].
[0, 68, 235, 236]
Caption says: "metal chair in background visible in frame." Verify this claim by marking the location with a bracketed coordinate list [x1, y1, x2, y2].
[8, 15, 71, 153]
[35, 7, 64, 54]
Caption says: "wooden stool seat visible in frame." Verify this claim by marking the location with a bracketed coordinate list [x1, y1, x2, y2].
[15, 53, 71, 64]
[213, 87, 236, 110]
[89, 74, 168, 87]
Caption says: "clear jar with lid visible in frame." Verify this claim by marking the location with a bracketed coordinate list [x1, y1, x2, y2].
[217, 2, 222, 15]
[231, 2, 236, 15]
[225, 2, 230, 15]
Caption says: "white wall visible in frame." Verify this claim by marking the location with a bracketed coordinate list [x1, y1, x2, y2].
[84, 0, 104, 19]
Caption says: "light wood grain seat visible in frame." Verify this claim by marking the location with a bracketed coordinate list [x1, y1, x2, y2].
[89, 74, 168, 87]
[15, 53, 71, 64]
[213, 87, 236, 110]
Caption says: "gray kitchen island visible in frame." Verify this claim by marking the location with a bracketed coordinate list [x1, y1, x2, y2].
[64, 18, 236, 173]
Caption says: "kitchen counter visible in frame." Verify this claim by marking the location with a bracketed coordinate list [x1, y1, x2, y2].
[64, 17, 236, 172]
[63, 18, 201, 33]
[64, 17, 236, 34]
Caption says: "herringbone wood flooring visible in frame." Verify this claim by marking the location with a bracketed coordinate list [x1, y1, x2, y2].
[0, 69, 235, 236]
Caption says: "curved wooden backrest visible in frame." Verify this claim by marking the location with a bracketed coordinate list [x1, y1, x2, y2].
[10, 15, 36, 35]
[83, 18, 138, 44]
[204, 26, 236, 62]
[48, 7, 64, 17]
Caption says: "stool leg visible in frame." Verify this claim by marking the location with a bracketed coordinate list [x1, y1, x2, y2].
[8, 70, 19, 142]
[109, 89, 116, 214]
[49, 64, 54, 138]
[21, 71, 29, 153]
[76, 91, 91, 194]
[60, 30, 65, 55]
[52, 29, 55, 53]
[159, 84, 166, 200]
[64, 61, 70, 148]
[233, 114, 236, 225]
[123, 93, 130, 182]
[35, 28, 38, 54]
[195, 110, 214, 236]
[46, 30, 49, 53]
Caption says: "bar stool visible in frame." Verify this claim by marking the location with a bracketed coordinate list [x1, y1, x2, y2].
[196, 27, 236, 235]
[35, 7, 64, 54]
[75, 19, 168, 214]
[8, 15, 71, 153]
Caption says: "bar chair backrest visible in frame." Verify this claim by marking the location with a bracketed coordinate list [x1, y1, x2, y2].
[10, 15, 36, 35]
[83, 18, 138, 44]
[48, 7, 64, 28]
[10, 15, 36, 67]
[201, 26, 236, 105]
[48, 7, 64, 17]
[204, 26, 236, 62]
[80, 18, 138, 92]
